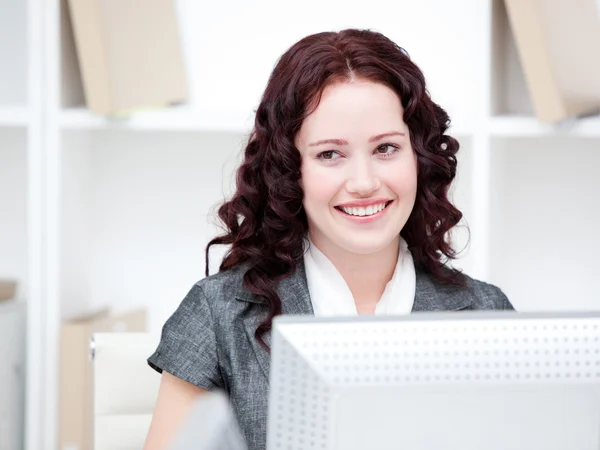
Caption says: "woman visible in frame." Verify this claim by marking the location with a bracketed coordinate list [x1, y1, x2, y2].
[144, 28, 513, 450]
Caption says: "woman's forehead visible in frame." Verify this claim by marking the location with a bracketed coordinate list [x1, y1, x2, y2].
[296, 81, 407, 147]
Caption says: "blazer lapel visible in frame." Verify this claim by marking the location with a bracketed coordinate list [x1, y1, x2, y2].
[412, 267, 473, 312]
[239, 259, 313, 382]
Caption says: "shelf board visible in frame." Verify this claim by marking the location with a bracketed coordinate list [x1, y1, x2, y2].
[39, 108, 600, 139]
[60, 105, 255, 133]
[61, 105, 478, 138]
[0, 104, 28, 127]
[490, 115, 600, 137]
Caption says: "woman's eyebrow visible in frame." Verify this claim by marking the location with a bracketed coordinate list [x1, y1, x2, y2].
[308, 131, 406, 147]
[309, 138, 348, 147]
[369, 131, 406, 142]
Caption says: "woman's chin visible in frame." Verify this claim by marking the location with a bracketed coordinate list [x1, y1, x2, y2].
[335, 234, 400, 256]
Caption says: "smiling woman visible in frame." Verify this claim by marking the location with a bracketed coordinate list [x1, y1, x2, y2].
[144, 28, 514, 450]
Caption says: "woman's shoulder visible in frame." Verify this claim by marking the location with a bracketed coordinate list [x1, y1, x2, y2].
[147, 266, 253, 390]
[461, 273, 514, 310]
[418, 266, 514, 311]
[183, 264, 259, 319]
[194, 263, 248, 299]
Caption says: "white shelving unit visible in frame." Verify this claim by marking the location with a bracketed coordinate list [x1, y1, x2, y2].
[0, 106, 29, 127]
[490, 115, 600, 137]
[1, 0, 599, 449]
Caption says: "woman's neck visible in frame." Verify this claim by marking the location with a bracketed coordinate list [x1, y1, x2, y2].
[309, 233, 399, 314]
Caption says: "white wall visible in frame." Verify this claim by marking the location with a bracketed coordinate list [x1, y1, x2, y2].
[60, 131, 94, 319]
[0, 130, 27, 298]
[173, 0, 483, 126]
[489, 138, 600, 312]
[61, 131, 243, 330]
[0, 0, 27, 104]
[449, 139, 475, 274]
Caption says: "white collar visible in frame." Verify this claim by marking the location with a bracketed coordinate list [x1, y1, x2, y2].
[303, 236, 416, 316]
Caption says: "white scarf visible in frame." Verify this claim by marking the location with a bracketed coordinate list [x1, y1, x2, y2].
[303, 236, 416, 316]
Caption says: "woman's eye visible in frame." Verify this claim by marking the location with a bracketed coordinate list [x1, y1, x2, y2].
[317, 150, 341, 160]
[376, 144, 400, 156]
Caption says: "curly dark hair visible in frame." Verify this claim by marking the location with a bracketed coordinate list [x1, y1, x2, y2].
[206, 28, 465, 348]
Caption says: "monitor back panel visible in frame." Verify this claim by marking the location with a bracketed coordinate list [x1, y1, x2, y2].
[267, 312, 600, 450]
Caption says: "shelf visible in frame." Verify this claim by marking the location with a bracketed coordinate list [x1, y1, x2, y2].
[0, 105, 28, 127]
[60, 105, 255, 133]
[490, 115, 600, 138]
[59, 105, 477, 138]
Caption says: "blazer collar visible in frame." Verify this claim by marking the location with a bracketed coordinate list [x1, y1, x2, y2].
[238, 261, 472, 381]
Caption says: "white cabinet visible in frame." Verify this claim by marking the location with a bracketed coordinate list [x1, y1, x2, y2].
[0, 302, 26, 450]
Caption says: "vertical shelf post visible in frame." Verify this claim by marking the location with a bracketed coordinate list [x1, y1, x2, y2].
[25, 0, 44, 449]
[469, 0, 494, 281]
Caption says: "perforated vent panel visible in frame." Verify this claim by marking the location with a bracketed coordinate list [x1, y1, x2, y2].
[268, 335, 332, 450]
[282, 317, 600, 384]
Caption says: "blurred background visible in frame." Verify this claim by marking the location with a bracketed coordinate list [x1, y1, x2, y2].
[1, 0, 599, 449]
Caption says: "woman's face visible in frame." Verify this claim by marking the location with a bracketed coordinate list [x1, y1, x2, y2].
[295, 79, 418, 256]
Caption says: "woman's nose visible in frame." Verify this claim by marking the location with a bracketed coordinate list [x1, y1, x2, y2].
[344, 160, 381, 196]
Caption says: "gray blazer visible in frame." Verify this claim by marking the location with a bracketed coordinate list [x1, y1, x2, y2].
[148, 261, 513, 450]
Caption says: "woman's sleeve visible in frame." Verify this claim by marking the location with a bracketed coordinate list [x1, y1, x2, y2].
[147, 282, 224, 391]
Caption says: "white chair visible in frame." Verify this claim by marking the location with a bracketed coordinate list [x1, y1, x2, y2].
[91, 332, 161, 450]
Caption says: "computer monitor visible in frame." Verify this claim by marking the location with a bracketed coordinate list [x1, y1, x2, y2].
[267, 311, 600, 450]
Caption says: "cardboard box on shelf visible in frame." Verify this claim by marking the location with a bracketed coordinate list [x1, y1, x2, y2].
[58, 308, 147, 450]
[503, 0, 600, 123]
[0, 280, 17, 301]
[66, 0, 188, 116]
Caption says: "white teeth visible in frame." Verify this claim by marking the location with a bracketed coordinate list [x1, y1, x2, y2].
[340, 202, 387, 217]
